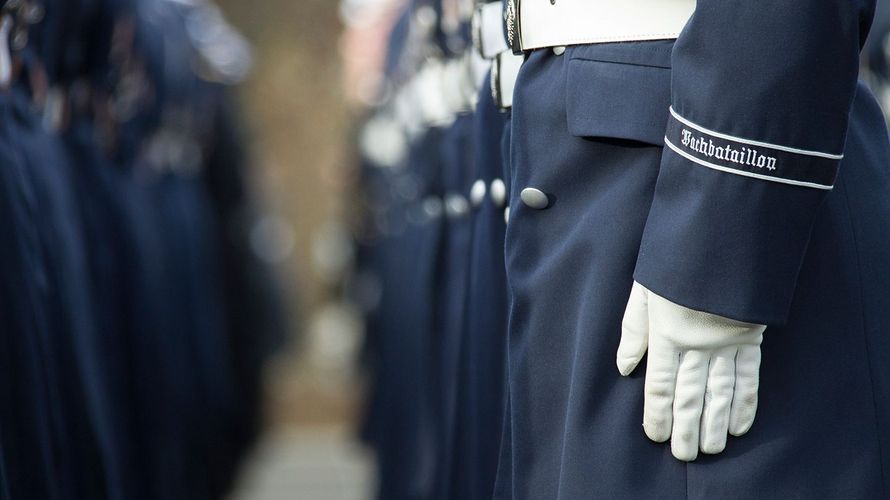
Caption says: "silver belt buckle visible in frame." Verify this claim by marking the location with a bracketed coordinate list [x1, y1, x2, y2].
[505, 0, 523, 55]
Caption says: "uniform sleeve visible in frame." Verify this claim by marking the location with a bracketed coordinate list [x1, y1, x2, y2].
[633, 0, 877, 325]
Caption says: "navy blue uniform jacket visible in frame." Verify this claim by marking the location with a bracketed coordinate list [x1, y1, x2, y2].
[497, 0, 890, 498]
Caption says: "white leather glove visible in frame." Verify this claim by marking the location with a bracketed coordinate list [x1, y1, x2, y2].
[616, 282, 766, 461]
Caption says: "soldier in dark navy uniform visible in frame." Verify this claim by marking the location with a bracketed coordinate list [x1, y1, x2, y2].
[448, 67, 509, 500]
[351, 2, 451, 498]
[0, 24, 63, 494]
[351, 1, 521, 497]
[497, 0, 890, 498]
[0, 0, 279, 498]
[446, 1, 517, 498]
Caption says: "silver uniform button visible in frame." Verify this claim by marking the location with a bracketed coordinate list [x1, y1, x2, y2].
[445, 193, 470, 219]
[470, 179, 487, 208]
[552, 46, 566, 56]
[490, 178, 507, 208]
[504, 206, 511, 224]
[520, 187, 549, 209]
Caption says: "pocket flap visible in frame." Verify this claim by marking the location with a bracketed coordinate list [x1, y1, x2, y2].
[566, 56, 671, 146]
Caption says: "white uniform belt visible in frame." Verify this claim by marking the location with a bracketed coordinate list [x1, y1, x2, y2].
[508, 0, 696, 53]
[472, 2, 509, 59]
[394, 50, 489, 135]
[491, 50, 523, 109]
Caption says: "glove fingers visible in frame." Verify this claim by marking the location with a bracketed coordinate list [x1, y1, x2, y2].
[699, 347, 737, 455]
[729, 345, 762, 437]
[617, 282, 649, 376]
[642, 340, 679, 443]
[671, 350, 709, 461]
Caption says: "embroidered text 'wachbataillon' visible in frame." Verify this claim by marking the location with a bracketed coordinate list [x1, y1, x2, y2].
[664, 109, 841, 189]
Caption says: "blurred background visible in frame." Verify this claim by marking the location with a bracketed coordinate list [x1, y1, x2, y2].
[211, 0, 358, 430]
[212, 1, 376, 498]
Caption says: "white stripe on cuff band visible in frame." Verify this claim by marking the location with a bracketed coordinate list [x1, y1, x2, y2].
[669, 107, 844, 160]
[663, 137, 835, 190]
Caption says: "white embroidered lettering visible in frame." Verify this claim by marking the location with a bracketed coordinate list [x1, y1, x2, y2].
[678, 128, 778, 172]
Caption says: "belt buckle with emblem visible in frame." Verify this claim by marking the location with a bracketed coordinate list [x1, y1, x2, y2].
[505, 0, 523, 55]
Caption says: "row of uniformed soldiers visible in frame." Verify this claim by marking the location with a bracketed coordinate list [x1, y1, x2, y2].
[346, 1, 519, 498]
[0, 1, 285, 499]
[349, 0, 890, 498]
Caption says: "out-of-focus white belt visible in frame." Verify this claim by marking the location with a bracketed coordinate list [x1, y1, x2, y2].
[472, 2, 524, 109]
[473, 2, 509, 59]
[507, 0, 696, 54]
[491, 50, 523, 109]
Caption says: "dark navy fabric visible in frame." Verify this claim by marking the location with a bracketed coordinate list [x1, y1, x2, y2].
[120, 158, 199, 500]
[635, 0, 879, 325]
[431, 111, 476, 500]
[0, 1, 278, 499]
[152, 172, 232, 500]
[0, 440, 7, 500]
[9, 86, 114, 500]
[500, 112, 511, 200]
[403, 129, 447, 500]
[355, 0, 417, 463]
[0, 93, 60, 500]
[66, 116, 177, 500]
[358, 1, 417, 466]
[499, 15, 890, 499]
[449, 74, 510, 500]
[491, 114, 513, 500]
[499, 43, 684, 499]
[371, 128, 444, 500]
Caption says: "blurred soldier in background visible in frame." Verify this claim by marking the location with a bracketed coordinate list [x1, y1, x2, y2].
[346, 0, 519, 498]
[0, 0, 286, 498]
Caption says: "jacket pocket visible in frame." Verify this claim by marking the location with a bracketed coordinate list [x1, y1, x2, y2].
[566, 42, 672, 146]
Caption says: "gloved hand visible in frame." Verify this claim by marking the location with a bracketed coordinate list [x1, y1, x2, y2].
[616, 282, 766, 461]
